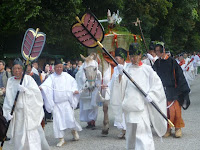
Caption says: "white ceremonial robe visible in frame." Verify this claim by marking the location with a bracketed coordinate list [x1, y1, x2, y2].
[176, 59, 180, 64]
[3, 75, 49, 150]
[110, 63, 167, 150]
[186, 58, 195, 82]
[191, 55, 200, 75]
[108, 62, 129, 130]
[142, 56, 158, 66]
[187, 57, 195, 80]
[31, 67, 39, 76]
[181, 58, 194, 86]
[75, 65, 102, 122]
[41, 72, 82, 138]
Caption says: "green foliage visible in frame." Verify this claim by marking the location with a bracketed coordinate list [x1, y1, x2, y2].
[1, 0, 200, 60]
[0, 0, 42, 31]
[123, 0, 172, 34]
[135, 35, 145, 54]
[82, 0, 124, 18]
[192, 8, 199, 20]
[0, 0, 85, 60]
[104, 25, 130, 34]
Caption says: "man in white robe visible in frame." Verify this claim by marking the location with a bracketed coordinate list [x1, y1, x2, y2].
[3, 58, 49, 150]
[40, 59, 82, 147]
[76, 55, 102, 129]
[31, 60, 39, 76]
[110, 43, 167, 150]
[107, 48, 128, 138]
[142, 42, 158, 66]
[183, 53, 195, 85]
[191, 52, 200, 76]
[179, 53, 194, 87]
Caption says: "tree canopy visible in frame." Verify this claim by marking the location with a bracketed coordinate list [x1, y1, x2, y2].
[1, 0, 200, 60]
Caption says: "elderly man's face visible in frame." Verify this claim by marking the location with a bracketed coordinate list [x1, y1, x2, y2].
[130, 54, 142, 65]
[54, 64, 63, 75]
[13, 64, 23, 78]
[0, 62, 5, 72]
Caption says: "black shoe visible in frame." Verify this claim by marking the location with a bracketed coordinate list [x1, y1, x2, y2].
[91, 125, 96, 130]
[75, 103, 80, 109]
[5, 137, 10, 141]
[86, 124, 92, 129]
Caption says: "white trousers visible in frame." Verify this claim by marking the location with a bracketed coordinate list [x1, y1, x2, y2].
[126, 120, 155, 150]
[13, 109, 40, 150]
[79, 99, 98, 122]
[53, 121, 81, 139]
[22, 129, 41, 150]
[114, 113, 126, 130]
[25, 127, 50, 150]
[38, 126, 50, 150]
[194, 66, 198, 75]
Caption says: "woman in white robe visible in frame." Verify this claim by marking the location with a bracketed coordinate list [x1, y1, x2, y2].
[40, 60, 82, 147]
[3, 58, 49, 150]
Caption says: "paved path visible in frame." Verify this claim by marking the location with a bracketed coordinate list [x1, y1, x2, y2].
[4, 75, 200, 150]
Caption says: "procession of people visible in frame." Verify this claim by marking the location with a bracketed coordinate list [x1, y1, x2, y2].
[1, 7, 200, 148]
[0, 39, 199, 150]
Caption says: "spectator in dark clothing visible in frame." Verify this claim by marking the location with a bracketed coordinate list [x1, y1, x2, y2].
[63, 63, 73, 76]
[0, 60, 12, 108]
[26, 65, 41, 86]
[71, 61, 78, 78]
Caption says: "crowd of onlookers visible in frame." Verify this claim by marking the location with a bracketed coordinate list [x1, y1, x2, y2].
[141, 51, 200, 62]
[1, 59, 84, 80]
[39, 60, 83, 80]
[62, 60, 83, 78]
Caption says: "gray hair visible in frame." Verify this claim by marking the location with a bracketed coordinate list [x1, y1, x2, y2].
[0, 60, 5, 66]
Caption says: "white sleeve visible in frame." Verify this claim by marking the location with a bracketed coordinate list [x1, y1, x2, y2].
[110, 74, 127, 123]
[68, 78, 79, 109]
[146, 68, 167, 137]
[75, 68, 86, 91]
[40, 76, 54, 113]
[3, 79, 13, 121]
